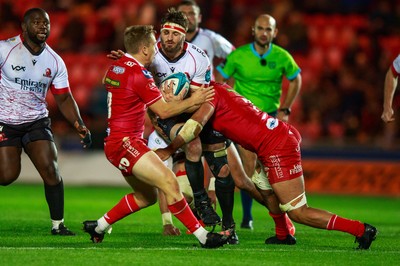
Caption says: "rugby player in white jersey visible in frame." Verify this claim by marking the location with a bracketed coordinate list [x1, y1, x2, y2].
[0, 8, 92, 235]
[147, 9, 231, 235]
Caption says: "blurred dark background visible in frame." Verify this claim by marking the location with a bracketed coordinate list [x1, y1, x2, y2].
[1, 0, 400, 154]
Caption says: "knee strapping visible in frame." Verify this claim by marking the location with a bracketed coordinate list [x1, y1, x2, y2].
[279, 192, 307, 212]
[203, 148, 228, 178]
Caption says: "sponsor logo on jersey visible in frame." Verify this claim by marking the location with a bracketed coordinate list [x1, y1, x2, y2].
[104, 77, 120, 87]
[289, 164, 302, 175]
[11, 65, 26, 71]
[170, 67, 175, 73]
[124, 61, 136, 67]
[266, 117, 279, 130]
[43, 68, 52, 78]
[142, 69, 153, 79]
[14, 78, 47, 93]
[32, 59, 37, 65]
[191, 44, 206, 57]
[112, 66, 125, 74]
[155, 72, 167, 79]
[268, 61, 276, 69]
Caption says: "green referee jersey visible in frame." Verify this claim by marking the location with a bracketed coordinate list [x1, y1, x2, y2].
[217, 43, 300, 113]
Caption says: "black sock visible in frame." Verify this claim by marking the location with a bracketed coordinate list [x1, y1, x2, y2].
[44, 179, 64, 221]
[184, 159, 205, 194]
[215, 175, 235, 228]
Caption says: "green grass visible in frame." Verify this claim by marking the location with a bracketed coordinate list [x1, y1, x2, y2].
[1, 184, 399, 266]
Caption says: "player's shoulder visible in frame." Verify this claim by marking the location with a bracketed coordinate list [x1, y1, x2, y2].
[198, 28, 217, 38]
[270, 43, 292, 56]
[44, 44, 64, 62]
[0, 35, 21, 50]
[186, 42, 208, 58]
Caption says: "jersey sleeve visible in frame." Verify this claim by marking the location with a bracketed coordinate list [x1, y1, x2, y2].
[50, 55, 70, 94]
[391, 54, 400, 77]
[212, 32, 235, 60]
[190, 47, 212, 87]
[134, 68, 163, 107]
[283, 51, 301, 81]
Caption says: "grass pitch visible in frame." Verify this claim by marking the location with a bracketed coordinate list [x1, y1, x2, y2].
[0, 184, 399, 266]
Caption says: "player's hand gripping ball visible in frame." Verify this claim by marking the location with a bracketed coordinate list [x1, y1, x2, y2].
[160, 72, 190, 99]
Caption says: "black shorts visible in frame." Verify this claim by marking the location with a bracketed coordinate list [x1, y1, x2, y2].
[157, 113, 192, 139]
[0, 117, 54, 148]
[199, 122, 227, 145]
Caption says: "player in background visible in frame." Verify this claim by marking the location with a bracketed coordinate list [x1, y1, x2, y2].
[381, 53, 400, 123]
[82, 25, 229, 248]
[177, 0, 235, 78]
[216, 14, 301, 235]
[0, 8, 92, 235]
[155, 81, 378, 250]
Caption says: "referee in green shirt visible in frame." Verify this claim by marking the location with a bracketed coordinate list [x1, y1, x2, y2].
[216, 14, 301, 243]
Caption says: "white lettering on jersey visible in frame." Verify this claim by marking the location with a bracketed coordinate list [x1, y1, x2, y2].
[0, 35, 69, 124]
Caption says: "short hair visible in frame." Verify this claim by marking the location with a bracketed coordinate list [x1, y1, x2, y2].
[124, 25, 155, 54]
[23, 8, 48, 24]
[160, 8, 188, 31]
[177, 0, 200, 9]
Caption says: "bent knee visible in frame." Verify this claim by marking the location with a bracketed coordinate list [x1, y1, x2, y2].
[0, 172, 20, 186]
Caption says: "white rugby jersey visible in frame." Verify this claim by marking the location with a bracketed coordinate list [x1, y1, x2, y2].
[189, 28, 235, 74]
[392, 54, 400, 76]
[149, 41, 211, 87]
[0, 35, 70, 125]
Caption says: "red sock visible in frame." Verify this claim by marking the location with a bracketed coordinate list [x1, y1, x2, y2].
[327, 215, 365, 237]
[168, 198, 201, 233]
[269, 212, 290, 240]
[104, 193, 140, 224]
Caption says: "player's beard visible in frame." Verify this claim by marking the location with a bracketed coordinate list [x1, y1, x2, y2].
[186, 23, 196, 33]
[28, 30, 49, 45]
[254, 37, 269, 49]
[161, 38, 185, 56]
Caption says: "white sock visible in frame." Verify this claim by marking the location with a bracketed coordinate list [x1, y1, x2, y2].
[193, 227, 209, 244]
[51, 219, 64, 229]
[96, 216, 110, 234]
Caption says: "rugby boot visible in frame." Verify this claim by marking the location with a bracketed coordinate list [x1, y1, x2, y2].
[355, 223, 377, 250]
[200, 232, 229, 248]
[221, 224, 239, 245]
[83, 220, 105, 243]
[196, 198, 221, 226]
[265, 234, 297, 245]
[51, 223, 75, 236]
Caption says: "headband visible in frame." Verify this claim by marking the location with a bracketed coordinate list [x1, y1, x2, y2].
[161, 22, 186, 35]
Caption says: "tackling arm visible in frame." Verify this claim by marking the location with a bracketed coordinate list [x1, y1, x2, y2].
[155, 102, 215, 160]
[149, 86, 214, 119]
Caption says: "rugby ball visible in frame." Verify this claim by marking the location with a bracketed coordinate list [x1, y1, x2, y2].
[161, 72, 190, 98]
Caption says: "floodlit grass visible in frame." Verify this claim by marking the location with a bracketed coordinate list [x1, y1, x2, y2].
[0, 184, 399, 266]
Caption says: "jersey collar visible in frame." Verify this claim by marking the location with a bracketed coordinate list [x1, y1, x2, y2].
[251, 42, 272, 59]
